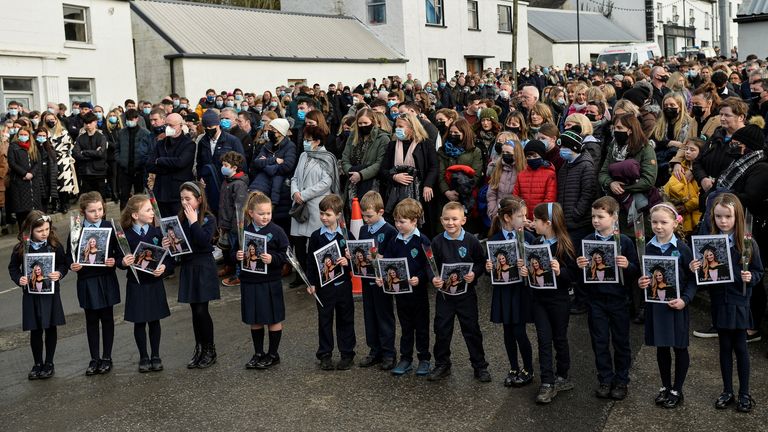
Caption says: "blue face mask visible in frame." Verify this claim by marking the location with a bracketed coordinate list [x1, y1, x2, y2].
[8, 108, 18, 116]
[108, 116, 118, 124]
[395, 127, 407, 141]
[389, 112, 399, 120]
[387, 100, 397, 108]
[36, 136, 46, 143]
[235, 95, 243, 101]
[179, 104, 188, 109]
[225, 101, 235, 107]
[297, 110, 306, 121]
[142, 107, 151, 115]
[126, 120, 137, 128]
[303, 140, 313, 152]
[220, 119, 232, 130]
[18, 135, 29, 143]
[220, 166, 234, 177]
[207, 95, 215, 103]
[439, 82, 446, 88]
[95, 112, 103, 120]
[559, 148, 577, 162]
[279, 91, 286, 97]
[215, 101, 224, 108]
[258, 120, 264, 129]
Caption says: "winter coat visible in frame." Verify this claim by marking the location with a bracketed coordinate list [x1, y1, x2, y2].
[557, 152, 596, 230]
[638, 105, 659, 138]
[662, 160, 701, 233]
[36, 141, 59, 203]
[730, 156, 768, 219]
[341, 127, 389, 200]
[0, 140, 8, 207]
[599, 141, 658, 196]
[73, 130, 108, 177]
[197, 130, 246, 182]
[50, 129, 78, 195]
[249, 136, 297, 219]
[513, 163, 557, 220]
[290, 148, 339, 237]
[115, 125, 150, 170]
[218, 172, 249, 232]
[486, 159, 518, 219]
[145, 133, 195, 203]
[436, 145, 483, 194]
[692, 127, 736, 185]
[7, 142, 45, 213]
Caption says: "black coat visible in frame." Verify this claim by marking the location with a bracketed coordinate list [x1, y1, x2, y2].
[7, 142, 46, 213]
[379, 139, 438, 190]
[556, 152, 597, 230]
[731, 157, 768, 219]
[36, 141, 59, 203]
[146, 134, 195, 203]
[73, 131, 108, 177]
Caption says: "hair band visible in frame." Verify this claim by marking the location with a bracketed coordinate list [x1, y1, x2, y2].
[181, 181, 202, 197]
[547, 202, 553, 221]
[651, 203, 683, 223]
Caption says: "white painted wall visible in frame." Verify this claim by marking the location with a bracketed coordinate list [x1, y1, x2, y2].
[0, 0, 136, 110]
[131, 9, 174, 102]
[737, 22, 768, 59]
[528, 31, 555, 67]
[528, 30, 617, 68]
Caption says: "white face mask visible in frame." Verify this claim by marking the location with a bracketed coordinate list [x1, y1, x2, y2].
[165, 125, 177, 136]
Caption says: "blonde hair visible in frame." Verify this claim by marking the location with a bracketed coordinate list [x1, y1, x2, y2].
[360, 190, 384, 212]
[488, 134, 525, 189]
[651, 92, 691, 143]
[121, 195, 150, 229]
[372, 111, 392, 133]
[244, 191, 271, 226]
[613, 99, 640, 117]
[565, 113, 593, 136]
[394, 112, 428, 143]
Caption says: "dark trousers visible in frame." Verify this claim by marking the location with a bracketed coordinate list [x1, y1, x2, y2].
[80, 176, 105, 196]
[533, 294, 571, 384]
[395, 286, 431, 362]
[569, 226, 593, 308]
[718, 328, 750, 395]
[362, 281, 395, 359]
[433, 290, 487, 369]
[657, 347, 689, 392]
[315, 279, 356, 359]
[587, 295, 631, 385]
[118, 167, 145, 209]
[158, 201, 180, 218]
[503, 322, 533, 371]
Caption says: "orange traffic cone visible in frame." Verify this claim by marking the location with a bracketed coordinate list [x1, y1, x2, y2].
[350, 197, 364, 297]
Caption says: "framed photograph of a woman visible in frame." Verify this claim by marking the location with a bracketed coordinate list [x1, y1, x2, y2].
[348, 239, 376, 279]
[242, 231, 268, 274]
[161, 216, 192, 256]
[439, 263, 472, 296]
[376, 257, 411, 294]
[24, 252, 56, 294]
[487, 240, 521, 285]
[76, 227, 111, 266]
[691, 234, 734, 285]
[582, 240, 618, 284]
[524, 244, 557, 289]
[313, 242, 344, 287]
[642, 256, 680, 303]
[132, 242, 168, 275]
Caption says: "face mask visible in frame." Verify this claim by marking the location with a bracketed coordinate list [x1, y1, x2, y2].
[47, 108, 55, 114]
[727, 141, 743, 157]
[527, 158, 544, 170]
[614, 131, 629, 147]
[9, 127, 18, 135]
[499, 90, 510, 100]
[358, 124, 373, 136]
[164, 125, 177, 136]
[205, 128, 217, 138]
[663, 108, 678, 119]
[31, 119, 40, 128]
[303, 140, 313, 152]
[153, 125, 166, 135]
[220, 119, 232, 130]
[18, 135, 29, 143]
[207, 95, 215, 103]
[241, 105, 249, 112]
[45, 120, 57, 128]
[657, 75, 669, 83]
[72, 109, 81, 116]
[126, 120, 137, 128]
[142, 107, 151, 115]
[559, 148, 577, 162]
[364, 93, 371, 100]
[221, 166, 234, 177]
[255, 105, 262, 112]
[585, 113, 597, 122]
[280, 91, 286, 97]
[508, 127, 521, 135]
[108, 116, 118, 124]
[173, 99, 180, 107]
[387, 101, 398, 109]
[494, 142, 504, 155]
[439, 82, 446, 89]
[557, 98, 566, 105]
[225, 101, 235, 108]
[501, 154, 514, 165]
[268, 130, 278, 143]
[36, 136, 46, 143]
[389, 111, 399, 120]
[179, 103, 188, 109]
[215, 101, 224, 108]
[95, 112, 103, 121]
[395, 128, 408, 141]
[235, 95, 243, 101]
[297, 110, 306, 121]
[436, 121, 447, 134]
[443, 141, 464, 158]
[352, 97, 360, 104]
[425, 88, 432, 93]
[270, 101, 278, 108]
[8, 108, 18, 116]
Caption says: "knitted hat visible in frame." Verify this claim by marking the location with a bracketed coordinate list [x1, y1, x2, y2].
[524, 140, 547, 159]
[185, 112, 200, 123]
[731, 124, 765, 151]
[479, 108, 499, 123]
[622, 87, 648, 108]
[79, 101, 93, 110]
[202, 109, 219, 127]
[270, 118, 290, 136]
[559, 130, 584, 153]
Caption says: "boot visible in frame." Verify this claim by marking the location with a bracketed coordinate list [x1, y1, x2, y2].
[187, 344, 202, 369]
[217, 265, 234, 278]
[197, 344, 217, 369]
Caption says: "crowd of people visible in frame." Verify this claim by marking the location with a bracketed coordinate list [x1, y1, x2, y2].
[4, 52, 768, 411]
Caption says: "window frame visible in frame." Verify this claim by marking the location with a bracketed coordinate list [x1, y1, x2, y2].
[657, 3, 662, 21]
[63, 4, 91, 44]
[68, 77, 94, 107]
[425, 0, 445, 27]
[367, 0, 387, 25]
[427, 58, 446, 82]
[467, 0, 479, 31]
[0, 77, 36, 111]
[704, 12, 710, 29]
[497, 4, 512, 33]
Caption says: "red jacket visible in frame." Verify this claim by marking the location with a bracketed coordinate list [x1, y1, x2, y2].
[513, 164, 557, 220]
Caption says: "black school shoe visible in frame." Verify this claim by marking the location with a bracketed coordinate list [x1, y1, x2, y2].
[595, 383, 612, 399]
[715, 392, 735, 409]
[736, 394, 755, 413]
[28, 364, 42, 380]
[138, 358, 151, 373]
[319, 357, 335, 371]
[379, 357, 396, 371]
[85, 359, 99, 376]
[474, 368, 492, 383]
[97, 358, 112, 374]
[611, 383, 628, 400]
[358, 355, 382, 368]
[654, 387, 669, 405]
[150, 357, 164, 372]
[633, 308, 645, 325]
[187, 344, 202, 369]
[245, 353, 264, 369]
[336, 357, 354, 370]
[512, 369, 534, 387]
[504, 370, 519, 387]
[663, 390, 684, 408]
[255, 354, 280, 369]
[38, 363, 54, 379]
[427, 364, 451, 381]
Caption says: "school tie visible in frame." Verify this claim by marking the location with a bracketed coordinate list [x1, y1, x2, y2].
[140, 227, 145, 236]
[507, 232, 514, 241]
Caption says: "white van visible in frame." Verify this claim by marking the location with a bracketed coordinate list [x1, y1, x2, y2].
[596, 43, 663, 67]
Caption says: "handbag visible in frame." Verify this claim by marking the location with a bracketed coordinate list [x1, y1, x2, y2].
[289, 201, 309, 223]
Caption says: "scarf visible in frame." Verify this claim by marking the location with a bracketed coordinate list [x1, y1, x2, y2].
[350, 134, 370, 166]
[443, 141, 464, 158]
[17, 140, 30, 151]
[611, 143, 629, 162]
[395, 140, 417, 167]
[717, 150, 765, 190]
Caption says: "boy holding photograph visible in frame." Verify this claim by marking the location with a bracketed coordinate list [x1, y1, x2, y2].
[218, 151, 250, 287]
[356, 191, 398, 370]
[576, 196, 639, 400]
[377, 198, 432, 376]
[306, 194, 355, 371]
[429, 202, 490, 383]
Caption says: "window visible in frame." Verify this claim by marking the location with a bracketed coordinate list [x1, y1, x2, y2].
[500, 61, 514, 72]
[672, 5, 677, 20]
[689, 16, 694, 27]
[367, 0, 386, 24]
[467, 1, 479, 30]
[0, 77, 35, 111]
[657, 3, 662, 21]
[498, 4, 512, 33]
[426, 0, 444, 26]
[428, 58, 446, 82]
[63, 4, 90, 43]
[68, 78, 93, 106]
[705, 12, 710, 29]
[702, 40, 709, 47]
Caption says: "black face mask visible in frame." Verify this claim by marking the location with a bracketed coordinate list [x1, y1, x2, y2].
[154, 126, 166, 135]
[508, 127, 521, 135]
[585, 113, 597, 122]
[663, 108, 678, 119]
[727, 141, 744, 157]
[45, 120, 57, 128]
[449, 133, 462, 142]
[268, 130, 278, 143]
[204, 128, 217, 138]
[358, 124, 373, 136]
[691, 106, 705, 118]
[436, 121, 447, 134]
[501, 154, 514, 165]
[656, 75, 669, 83]
[614, 131, 629, 147]
[494, 142, 504, 155]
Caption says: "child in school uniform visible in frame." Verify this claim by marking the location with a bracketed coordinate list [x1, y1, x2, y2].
[169, 181, 220, 369]
[637, 203, 697, 409]
[429, 201, 490, 382]
[576, 196, 639, 400]
[9, 211, 68, 379]
[219, 151, 249, 287]
[376, 198, 432, 376]
[485, 196, 536, 387]
[67, 192, 121, 376]
[356, 191, 398, 370]
[520, 202, 577, 404]
[306, 194, 356, 371]
[689, 193, 762, 413]
[235, 191, 289, 370]
[119, 195, 173, 372]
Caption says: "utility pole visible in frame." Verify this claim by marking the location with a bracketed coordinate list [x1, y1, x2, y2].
[511, 0, 519, 91]
[576, 0, 582, 65]
[718, 0, 729, 55]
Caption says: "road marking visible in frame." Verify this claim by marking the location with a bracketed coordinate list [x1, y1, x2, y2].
[0, 287, 20, 295]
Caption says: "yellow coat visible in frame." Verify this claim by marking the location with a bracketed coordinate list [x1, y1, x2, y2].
[663, 160, 701, 233]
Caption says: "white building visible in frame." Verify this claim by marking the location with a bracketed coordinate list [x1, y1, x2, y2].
[527, 8, 642, 66]
[0, 0, 136, 111]
[735, 0, 768, 59]
[563, 0, 740, 58]
[281, 0, 530, 81]
[130, 0, 407, 101]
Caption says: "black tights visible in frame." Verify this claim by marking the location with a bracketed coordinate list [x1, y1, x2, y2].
[656, 347, 690, 392]
[30, 327, 57, 364]
[190, 302, 214, 345]
[718, 329, 750, 395]
[134, 321, 162, 359]
[84, 307, 115, 360]
[503, 322, 533, 371]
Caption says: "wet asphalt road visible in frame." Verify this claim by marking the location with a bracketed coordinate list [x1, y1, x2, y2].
[0, 207, 766, 431]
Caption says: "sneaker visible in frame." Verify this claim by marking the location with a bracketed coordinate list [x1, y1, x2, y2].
[427, 364, 451, 381]
[319, 357, 335, 371]
[380, 357, 396, 371]
[736, 394, 756, 413]
[358, 355, 382, 368]
[610, 383, 628, 400]
[222, 276, 240, 287]
[391, 359, 413, 376]
[138, 358, 151, 373]
[746, 331, 762, 343]
[28, 364, 42, 380]
[474, 368, 492, 383]
[693, 325, 719, 338]
[554, 376, 574, 392]
[150, 357, 164, 372]
[336, 357, 354, 370]
[654, 387, 669, 405]
[415, 360, 431, 376]
[504, 370, 519, 388]
[512, 369, 534, 387]
[663, 390, 684, 408]
[595, 383, 612, 399]
[536, 383, 558, 404]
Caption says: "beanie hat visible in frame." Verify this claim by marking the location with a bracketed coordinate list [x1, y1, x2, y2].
[270, 118, 290, 136]
[202, 109, 219, 127]
[731, 124, 765, 151]
[559, 130, 584, 153]
[622, 87, 648, 108]
[479, 108, 499, 123]
[524, 140, 547, 159]
[79, 101, 93, 110]
[185, 112, 200, 123]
